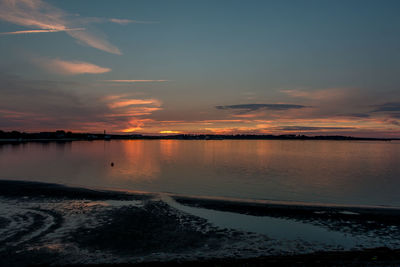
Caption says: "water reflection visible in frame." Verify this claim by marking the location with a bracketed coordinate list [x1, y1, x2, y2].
[159, 139, 179, 160]
[0, 140, 399, 206]
[112, 140, 161, 180]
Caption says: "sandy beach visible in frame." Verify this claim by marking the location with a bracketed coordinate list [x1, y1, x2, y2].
[0, 180, 399, 266]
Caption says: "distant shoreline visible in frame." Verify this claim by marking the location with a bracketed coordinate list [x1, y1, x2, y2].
[0, 133, 396, 144]
[1, 130, 398, 143]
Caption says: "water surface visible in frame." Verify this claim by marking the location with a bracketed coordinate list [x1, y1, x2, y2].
[0, 140, 399, 206]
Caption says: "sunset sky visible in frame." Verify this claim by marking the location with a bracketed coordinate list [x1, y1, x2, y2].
[0, 0, 399, 137]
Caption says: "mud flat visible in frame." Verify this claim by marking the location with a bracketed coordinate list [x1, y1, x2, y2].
[1, 180, 400, 266]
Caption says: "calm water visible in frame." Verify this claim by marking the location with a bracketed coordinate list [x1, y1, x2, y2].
[0, 140, 399, 206]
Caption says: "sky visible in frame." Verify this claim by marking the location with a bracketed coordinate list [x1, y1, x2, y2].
[0, 0, 399, 137]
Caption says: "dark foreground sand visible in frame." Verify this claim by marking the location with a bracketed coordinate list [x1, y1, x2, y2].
[1, 180, 400, 266]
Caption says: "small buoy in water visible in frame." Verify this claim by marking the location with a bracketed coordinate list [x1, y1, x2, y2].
[111, 162, 114, 167]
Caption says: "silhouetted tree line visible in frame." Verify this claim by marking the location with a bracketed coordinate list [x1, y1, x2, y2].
[0, 130, 73, 139]
[0, 130, 393, 142]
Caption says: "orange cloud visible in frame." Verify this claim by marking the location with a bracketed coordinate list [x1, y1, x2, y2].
[108, 99, 161, 109]
[41, 58, 111, 75]
[232, 112, 266, 118]
[106, 108, 162, 117]
[122, 127, 143, 132]
[102, 95, 162, 132]
[159, 130, 181, 134]
[120, 118, 151, 133]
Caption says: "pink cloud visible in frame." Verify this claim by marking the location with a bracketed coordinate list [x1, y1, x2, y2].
[109, 18, 135, 25]
[107, 98, 161, 109]
[67, 30, 121, 55]
[42, 58, 111, 75]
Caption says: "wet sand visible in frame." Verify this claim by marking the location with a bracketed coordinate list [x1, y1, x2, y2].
[1, 180, 400, 266]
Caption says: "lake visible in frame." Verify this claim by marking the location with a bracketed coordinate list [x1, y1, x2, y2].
[1, 140, 399, 206]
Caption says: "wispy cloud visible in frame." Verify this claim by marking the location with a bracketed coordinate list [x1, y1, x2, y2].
[109, 18, 134, 25]
[340, 113, 371, 118]
[41, 58, 111, 75]
[104, 95, 162, 132]
[216, 104, 307, 111]
[279, 88, 382, 121]
[0, 0, 65, 30]
[277, 126, 355, 131]
[281, 89, 348, 100]
[0, 108, 39, 118]
[371, 102, 400, 124]
[67, 30, 121, 55]
[372, 102, 400, 112]
[0, 27, 84, 35]
[74, 17, 157, 25]
[0, 0, 123, 54]
[109, 18, 156, 25]
[108, 99, 161, 109]
[0, 74, 163, 133]
[104, 94, 162, 120]
[103, 80, 169, 83]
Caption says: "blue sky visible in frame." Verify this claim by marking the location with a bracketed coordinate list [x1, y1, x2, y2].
[0, 0, 399, 136]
